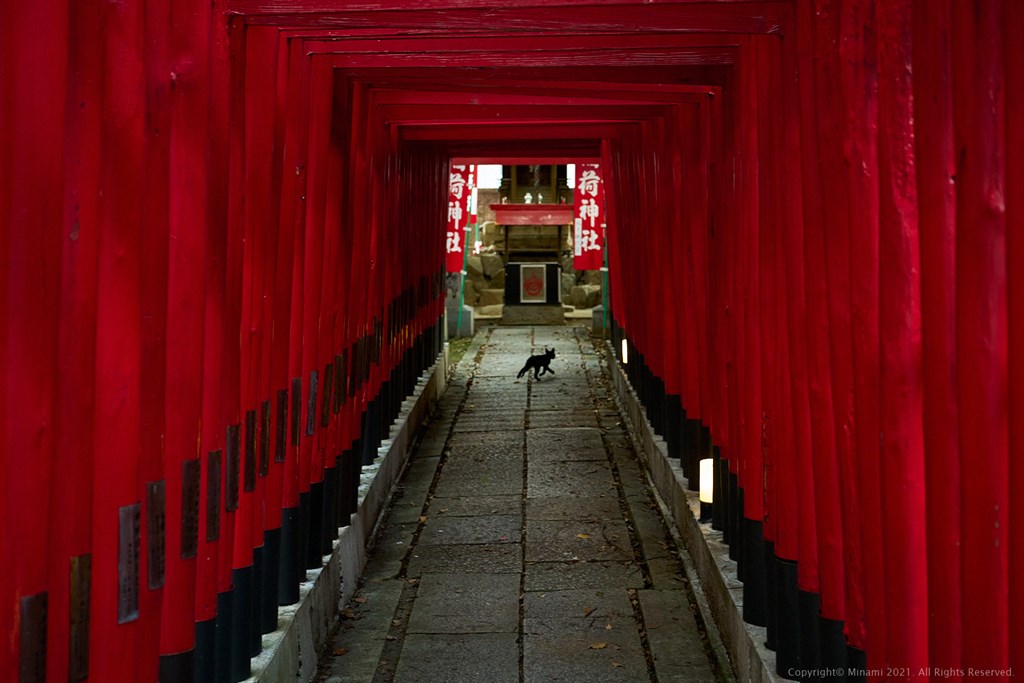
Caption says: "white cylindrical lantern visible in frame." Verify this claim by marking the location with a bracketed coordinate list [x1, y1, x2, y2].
[621, 338, 629, 364]
[699, 458, 713, 504]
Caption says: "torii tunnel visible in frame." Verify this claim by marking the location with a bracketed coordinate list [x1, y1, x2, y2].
[2, 0, 1021, 681]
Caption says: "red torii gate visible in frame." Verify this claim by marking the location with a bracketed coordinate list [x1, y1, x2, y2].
[1, 1, 1021, 682]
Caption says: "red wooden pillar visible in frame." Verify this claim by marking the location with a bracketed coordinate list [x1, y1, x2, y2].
[952, 0, 1010, 673]
[775, 14, 820, 676]
[280, 34, 312, 607]
[155, 0, 215, 676]
[876, 0, 929, 674]
[299, 54, 333, 571]
[90, 1, 150, 677]
[195, 1, 230, 666]
[137, 0, 173, 678]
[45, 3, 101, 680]
[1006, 1, 1024, 676]
[0, 9, 8, 670]
[2, 3, 67, 681]
[796, 0, 847, 660]
[911, 0, 962, 676]
[735, 36, 768, 628]
[261, 27, 293, 624]
[217, 14, 246, 681]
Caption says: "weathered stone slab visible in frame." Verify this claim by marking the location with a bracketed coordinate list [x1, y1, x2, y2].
[522, 587, 633, 623]
[526, 411, 601, 429]
[451, 409, 526, 433]
[524, 560, 644, 592]
[525, 496, 622, 521]
[446, 430, 524, 459]
[406, 573, 520, 634]
[527, 460, 616, 499]
[407, 543, 522, 576]
[429, 495, 521, 517]
[526, 427, 606, 463]
[394, 633, 519, 683]
[522, 629, 648, 683]
[525, 518, 632, 563]
[418, 514, 521, 546]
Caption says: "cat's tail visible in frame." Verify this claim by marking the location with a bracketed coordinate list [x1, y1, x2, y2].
[516, 366, 527, 379]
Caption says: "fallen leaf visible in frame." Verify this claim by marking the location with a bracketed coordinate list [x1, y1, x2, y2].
[419, 516, 428, 523]
[407, 578, 419, 585]
[334, 647, 349, 656]
[385, 635, 397, 641]
[353, 597, 368, 604]
[392, 619, 403, 627]
[583, 607, 596, 617]
[589, 643, 607, 650]
[340, 609, 357, 619]
[605, 623, 613, 630]
[612, 662, 623, 668]
[576, 533, 591, 540]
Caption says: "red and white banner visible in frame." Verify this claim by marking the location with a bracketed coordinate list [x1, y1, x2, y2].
[446, 164, 475, 272]
[573, 162, 605, 270]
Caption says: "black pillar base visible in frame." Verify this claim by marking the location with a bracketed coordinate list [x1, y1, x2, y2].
[297, 491, 311, 580]
[322, 464, 338, 554]
[741, 517, 767, 627]
[818, 615, 847, 681]
[194, 617, 216, 683]
[765, 540, 777, 650]
[159, 648, 195, 683]
[712, 447, 726, 532]
[261, 528, 281, 633]
[798, 590, 821, 683]
[666, 394, 684, 463]
[214, 591, 232, 683]
[775, 557, 801, 677]
[683, 419, 701, 490]
[729, 476, 741, 562]
[229, 566, 253, 681]
[306, 481, 325, 569]
[846, 646, 867, 682]
[250, 545, 263, 656]
[278, 506, 300, 605]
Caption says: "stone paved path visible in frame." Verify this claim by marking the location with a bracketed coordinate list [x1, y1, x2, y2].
[316, 326, 721, 683]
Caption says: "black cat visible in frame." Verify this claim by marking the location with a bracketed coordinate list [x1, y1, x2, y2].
[517, 347, 556, 380]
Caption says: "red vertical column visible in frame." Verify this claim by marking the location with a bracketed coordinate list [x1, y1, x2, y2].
[280, 34, 311, 605]
[300, 54, 332, 569]
[912, 0, 962, 676]
[952, 0, 1010, 673]
[137, 0, 172, 677]
[839, 0, 878, 662]
[1006, 1, 1024, 676]
[0, 7, 9, 669]
[160, 0, 213, 673]
[90, 0, 147, 677]
[796, 0, 846, 647]
[46, 3, 101, 680]
[2, 3, 67, 681]
[195, 5, 230, 671]
[736, 38, 767, 628]
[219, 14, 246, 681]
[876, 0, 929, 674]
[781, 14, 821, 655]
